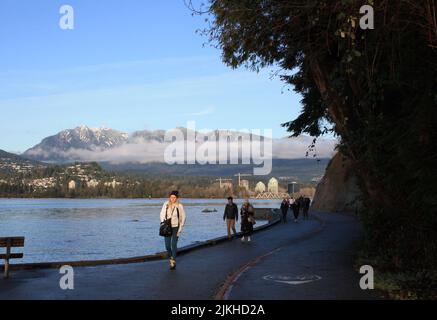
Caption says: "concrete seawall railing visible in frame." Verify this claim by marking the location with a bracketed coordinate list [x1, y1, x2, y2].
[3, 208, 281, 271]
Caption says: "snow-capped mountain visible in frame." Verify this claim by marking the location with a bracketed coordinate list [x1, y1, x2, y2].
[23, 125, 129, 162]
[129, 129, 170, 143]
[22, 125, 337, 164]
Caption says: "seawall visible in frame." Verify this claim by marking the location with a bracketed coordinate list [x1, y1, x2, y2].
[3, 208, 281, 271]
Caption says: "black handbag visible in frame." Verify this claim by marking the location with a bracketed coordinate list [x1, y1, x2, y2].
[159, 205, 178, 237]
[159, 219, 172, 237]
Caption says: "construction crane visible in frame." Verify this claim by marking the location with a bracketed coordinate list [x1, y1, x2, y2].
[215, 178, 233, 189]
[234, 173, 252, 187]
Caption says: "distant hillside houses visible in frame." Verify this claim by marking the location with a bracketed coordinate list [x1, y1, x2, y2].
[65, 163, 119, 190]
[104, 179, 122, 189]
[68, 178, 122, 190]
[87, 179, 99, 188]
[0, 160, 42, 173]
[28, 177, 56, 190]
[68, 180, 76, 190]
[64, 163, 100, 180]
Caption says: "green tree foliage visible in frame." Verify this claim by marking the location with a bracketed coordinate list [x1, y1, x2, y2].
[196, 0, 437, 276]
[0, 171, 233, 200]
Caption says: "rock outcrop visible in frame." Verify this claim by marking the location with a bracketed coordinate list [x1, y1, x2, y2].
[311, 153, 362, 213]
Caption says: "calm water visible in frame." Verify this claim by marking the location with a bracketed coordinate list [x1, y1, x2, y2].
[0, 198, 280, 263]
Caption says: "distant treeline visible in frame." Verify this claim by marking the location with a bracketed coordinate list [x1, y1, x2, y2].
[0, 160, 318, 199]
[0, 175, 218, 199]
[0, 174, 310, 199]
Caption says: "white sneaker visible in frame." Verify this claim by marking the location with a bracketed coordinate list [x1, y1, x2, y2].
[241, 237, 245, 242]
[170, 258, 176, 270]
[247, 237, 251, 242]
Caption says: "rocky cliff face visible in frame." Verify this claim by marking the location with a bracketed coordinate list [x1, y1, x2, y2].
[311, 152, 362, 213]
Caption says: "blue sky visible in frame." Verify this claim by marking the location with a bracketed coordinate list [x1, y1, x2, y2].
[0, 0, 304, 153]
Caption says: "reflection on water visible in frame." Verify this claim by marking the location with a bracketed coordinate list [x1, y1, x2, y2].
[0, 198, 280, 263]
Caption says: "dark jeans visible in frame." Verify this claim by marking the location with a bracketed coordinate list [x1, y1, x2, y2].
[165, 227, 179, 259]
[293, 209, 299, 220]
[281, 211, 288, 223]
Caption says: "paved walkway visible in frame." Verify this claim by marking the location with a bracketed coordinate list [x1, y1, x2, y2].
[0, 213, 383, 300]
[226, 213, 380, 299]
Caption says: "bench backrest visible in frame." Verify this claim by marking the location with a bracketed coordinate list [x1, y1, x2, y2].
[0, 237, 25, 248]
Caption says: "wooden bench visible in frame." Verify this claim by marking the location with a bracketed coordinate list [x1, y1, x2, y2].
[0, 237, 25, 278]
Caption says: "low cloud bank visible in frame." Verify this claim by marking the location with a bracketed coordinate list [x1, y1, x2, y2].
[26, 135, 337, 164]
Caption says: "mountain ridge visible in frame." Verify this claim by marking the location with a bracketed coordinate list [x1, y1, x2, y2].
[21, 125, 337, 164]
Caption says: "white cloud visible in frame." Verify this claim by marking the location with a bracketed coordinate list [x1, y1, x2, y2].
[27, 134, 337, 164]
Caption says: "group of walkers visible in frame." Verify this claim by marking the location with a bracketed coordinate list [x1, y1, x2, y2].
[159, 190, 311, 271]
[159, 191, 256, 270]
[223, 196, 256, 242]
[280, 196, 311, 223]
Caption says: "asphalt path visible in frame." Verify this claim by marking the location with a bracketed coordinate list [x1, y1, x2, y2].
[0, 212, 383, 300]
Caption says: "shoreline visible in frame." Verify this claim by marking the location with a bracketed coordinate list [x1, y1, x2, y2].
[2, 208, 281, 271]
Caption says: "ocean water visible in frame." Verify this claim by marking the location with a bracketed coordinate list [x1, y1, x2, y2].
[0, 198, 280, 263]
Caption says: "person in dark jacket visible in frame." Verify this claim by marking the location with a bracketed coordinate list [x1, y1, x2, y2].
[223, 196, 238, 239]
[297, 196, 305, 217]
[240, 199, 255, 242]
[303, 197, 311, 220]
[290, 197, 300, 223]
[280, 197, 290, 223]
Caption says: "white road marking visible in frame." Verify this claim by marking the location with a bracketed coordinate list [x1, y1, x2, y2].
[263, 274, 322, 285]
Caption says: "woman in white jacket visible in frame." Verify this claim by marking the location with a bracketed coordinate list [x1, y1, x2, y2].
[160, 190, 186, 270]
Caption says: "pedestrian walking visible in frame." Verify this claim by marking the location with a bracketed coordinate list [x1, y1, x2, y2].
[280, 197, 290, 223]
[303, 197, 311, 220]
[290, 197, 300, 222]
[223, 196, 238, 239]
[240, 199, 255, 242]
[159, 190, 186, 270]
